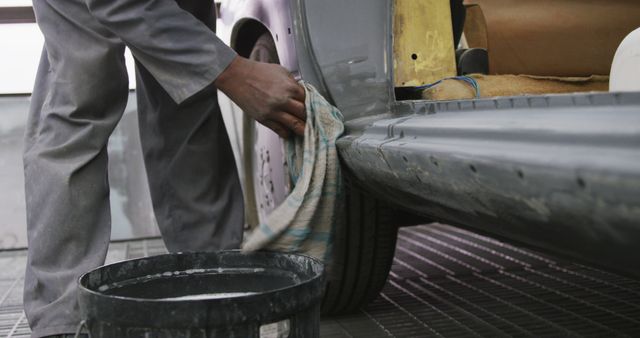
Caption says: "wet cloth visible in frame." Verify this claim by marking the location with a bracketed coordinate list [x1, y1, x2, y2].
[243, 83, 344, 261]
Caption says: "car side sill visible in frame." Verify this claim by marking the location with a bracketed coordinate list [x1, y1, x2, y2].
[337, 92, 640, 277]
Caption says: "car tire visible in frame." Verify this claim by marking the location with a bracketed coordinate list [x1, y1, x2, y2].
[321, 176, 398, 314]
[245, 32, 398, 315]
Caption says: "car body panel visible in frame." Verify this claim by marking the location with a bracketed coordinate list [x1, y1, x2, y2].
[338, 92, 640, 276]
[217, 0, 640, 276]
[217, 0, 394, 187]
[293, 0, 393, 120]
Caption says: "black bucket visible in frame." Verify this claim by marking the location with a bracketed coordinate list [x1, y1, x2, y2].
[78, 251, 325, 337]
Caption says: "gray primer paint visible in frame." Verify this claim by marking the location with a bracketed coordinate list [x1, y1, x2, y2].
[338, 92, 640, 277]
[294, 0, 393, 119]
[218, 0, 640, 276]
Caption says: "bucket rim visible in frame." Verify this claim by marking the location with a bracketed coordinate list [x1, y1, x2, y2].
[77, 250, 325, 304]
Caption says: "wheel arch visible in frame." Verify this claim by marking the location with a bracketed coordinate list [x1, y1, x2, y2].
[230, 18, 270, 58]
[222, 0, 299, 72]
[216, 0, 299, 192]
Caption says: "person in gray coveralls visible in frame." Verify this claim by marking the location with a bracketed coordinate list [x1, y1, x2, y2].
[23, 0, 306, 337]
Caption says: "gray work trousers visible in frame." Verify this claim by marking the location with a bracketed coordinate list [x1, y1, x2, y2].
[23, 1, 244, 337]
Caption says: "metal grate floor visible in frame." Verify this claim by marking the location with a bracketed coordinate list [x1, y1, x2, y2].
[2, 223, 640, 337]
[344, 224, 640, 337]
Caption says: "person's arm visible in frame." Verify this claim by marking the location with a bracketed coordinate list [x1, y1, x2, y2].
[215, 57, 306, 137]
[85, 0, 234, 104]
[85, 0, 305, 136]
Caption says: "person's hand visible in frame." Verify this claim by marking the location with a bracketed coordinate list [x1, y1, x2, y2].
[215, 56, 306, 138]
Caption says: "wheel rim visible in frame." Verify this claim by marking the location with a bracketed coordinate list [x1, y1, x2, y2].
[244, 34, 291, 226]
[248, 122, 290, 222]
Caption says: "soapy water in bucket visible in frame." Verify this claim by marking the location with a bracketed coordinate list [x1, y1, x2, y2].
[160, 292, 257, 301]
[92, 267, 296, 337]
[98, 267, 300, 301]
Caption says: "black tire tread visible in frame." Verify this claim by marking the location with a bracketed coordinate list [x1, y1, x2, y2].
[248, 32, 398, 316]
[321, 180, 398, 315]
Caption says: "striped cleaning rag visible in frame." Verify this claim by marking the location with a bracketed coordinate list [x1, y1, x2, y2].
[242, 82, 345, 262]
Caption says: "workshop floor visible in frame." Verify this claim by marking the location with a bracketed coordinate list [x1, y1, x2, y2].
[2, 223, 640, 337]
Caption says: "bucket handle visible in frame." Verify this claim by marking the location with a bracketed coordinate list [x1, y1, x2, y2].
[74, 320, 89, 338]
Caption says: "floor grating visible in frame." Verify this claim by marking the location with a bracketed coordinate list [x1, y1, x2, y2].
[2, 223, 640, 337]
